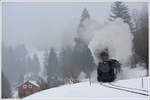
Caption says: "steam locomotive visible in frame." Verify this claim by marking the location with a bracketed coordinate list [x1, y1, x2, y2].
[97, 51, 121, 82]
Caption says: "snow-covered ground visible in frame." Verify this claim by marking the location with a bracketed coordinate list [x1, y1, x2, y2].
[26, 77, 149, 99]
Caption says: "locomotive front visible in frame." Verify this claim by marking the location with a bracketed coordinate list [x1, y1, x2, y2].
[97, 51, 121, 82]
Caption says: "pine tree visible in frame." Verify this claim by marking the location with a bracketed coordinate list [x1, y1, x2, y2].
[32, 54, 40, 74]
[2, 73, 12, 98]
[78, 8, 90, 28]
[109, 1, 135, 34]
[18, 74, 24, 85]
[43, 49, 49, 76]
[26, 56, 32, 73]
[46, 47, 59, 79]
[77, 8, 90, 36]
[60, 46, 80, 81]
[133, 8, 148, 70]
[73, 8, 96, 81]
[26, 53, 40, 75]
[2, 44, 28, 87]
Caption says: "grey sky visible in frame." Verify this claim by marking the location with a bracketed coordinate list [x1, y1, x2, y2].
[2, 2, 147, 50]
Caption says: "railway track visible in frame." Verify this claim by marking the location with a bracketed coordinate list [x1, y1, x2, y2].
[109, 83, 149, 92]
[100, 83, 149, 96]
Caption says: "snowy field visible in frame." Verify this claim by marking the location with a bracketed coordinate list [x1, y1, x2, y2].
[26, 77, 149, 99]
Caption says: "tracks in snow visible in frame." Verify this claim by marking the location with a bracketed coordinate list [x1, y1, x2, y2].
[100, 83, 149, 96]
[109, 83, 149, 92]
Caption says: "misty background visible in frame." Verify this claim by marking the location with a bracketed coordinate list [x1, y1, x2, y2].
[2, 2, 148, 98]
[2, 2, 145, 50]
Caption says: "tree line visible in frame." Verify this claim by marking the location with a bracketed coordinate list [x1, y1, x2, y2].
[2, 44, 41, 98]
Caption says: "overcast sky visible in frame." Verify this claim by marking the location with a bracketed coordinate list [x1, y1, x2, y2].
[2, 2, 148, 50]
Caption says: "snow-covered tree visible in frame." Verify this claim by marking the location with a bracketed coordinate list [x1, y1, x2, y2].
[78, 8, 90, 29]
[109, 1, 135, 34]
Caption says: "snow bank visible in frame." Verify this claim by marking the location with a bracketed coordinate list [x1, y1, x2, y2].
[88, 18, 133, 65]
[12, 89, 18, 98]
[25, 77, 148, 99]
[118, 66, 148, 80]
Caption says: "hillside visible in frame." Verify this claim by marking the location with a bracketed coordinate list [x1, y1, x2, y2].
[26, 77, 149, 99]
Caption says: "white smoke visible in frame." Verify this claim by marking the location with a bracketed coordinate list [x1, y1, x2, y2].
[77, 18, 147, 80]
[88, 18, 133, 65]
[77, 72, 87, 82]
[77, 19, 102, 45]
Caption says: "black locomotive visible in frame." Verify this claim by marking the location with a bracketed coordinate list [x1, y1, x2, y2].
[97, 51, 121, 82]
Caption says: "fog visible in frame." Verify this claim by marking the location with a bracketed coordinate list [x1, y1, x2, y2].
[2, 2, 145, 50]
[2, 2, 148, 98]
